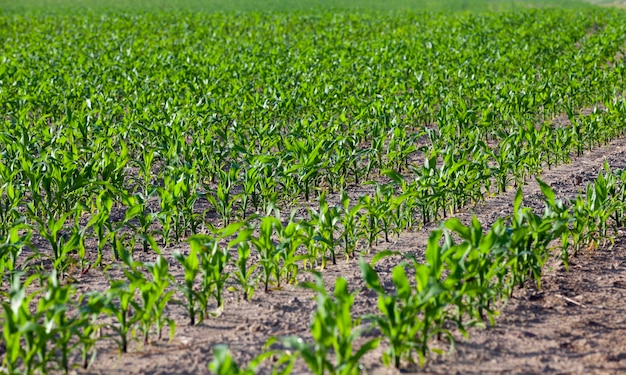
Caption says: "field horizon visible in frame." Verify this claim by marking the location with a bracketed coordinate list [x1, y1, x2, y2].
[0, 0, 598, 14]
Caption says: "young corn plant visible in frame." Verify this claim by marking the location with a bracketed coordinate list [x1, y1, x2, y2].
[271, 274, 379, 375]
[609, 169, 626, 228]
[239, 165, 260, 220]
[228, 226, 258, 301]
[29, 208, 81, 279]
[0, 225, 31, 279]
[506, 187, 558, 292]
[360, 260, 422, 369]
[2, 273, 43, 374]
[284, 138, 327, 201]
[361, 228, 459, 369]
[104, 277, 143, 353]
[536, 178, 573, 270]
[308, 192, 341, 267]
[139, 255, 176, 344]
[587, 165, 617, 241]
[251, 217, 281, 293]
[299, 220, 324, 270]
[206, 164, 241, 227]
[507, 188, 543, 290]
[568, 168, 616, 255]
[338, 190, 364, 261]
[442, 217, 507, 327]
[122, 191, 159, 253]
[358, 195, 382, 249]
[372, 184, 396, 243]
[38, 271, 82, 375]
[275, 217, 310, 287]
[0, 178, 24, 239]
[174, 246, 202, 325]
[190, 225, 236, 316]
[156, 179, 175, 247]
[173, 166, 201, 237]
[2, 272, 79, 374]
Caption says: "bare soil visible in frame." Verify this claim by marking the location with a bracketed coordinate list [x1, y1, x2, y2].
[69, 134, 626, 375]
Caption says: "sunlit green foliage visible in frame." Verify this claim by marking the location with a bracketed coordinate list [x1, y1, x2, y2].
[1, 1, 626, 373]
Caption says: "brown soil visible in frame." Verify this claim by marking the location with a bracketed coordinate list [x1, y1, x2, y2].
[67, 134, 626, 375]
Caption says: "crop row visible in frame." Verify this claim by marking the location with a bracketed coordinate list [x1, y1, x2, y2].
[3, 165, 624, 373]
[210, 165, 626, 374]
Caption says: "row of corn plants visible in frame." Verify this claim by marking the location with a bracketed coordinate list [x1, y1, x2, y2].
[210, 166, 626, 373]
[4, 163, 624, 374]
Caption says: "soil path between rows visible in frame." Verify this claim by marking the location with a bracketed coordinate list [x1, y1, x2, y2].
[80, 135, 626, 375]
[381, 134, 626, 375]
